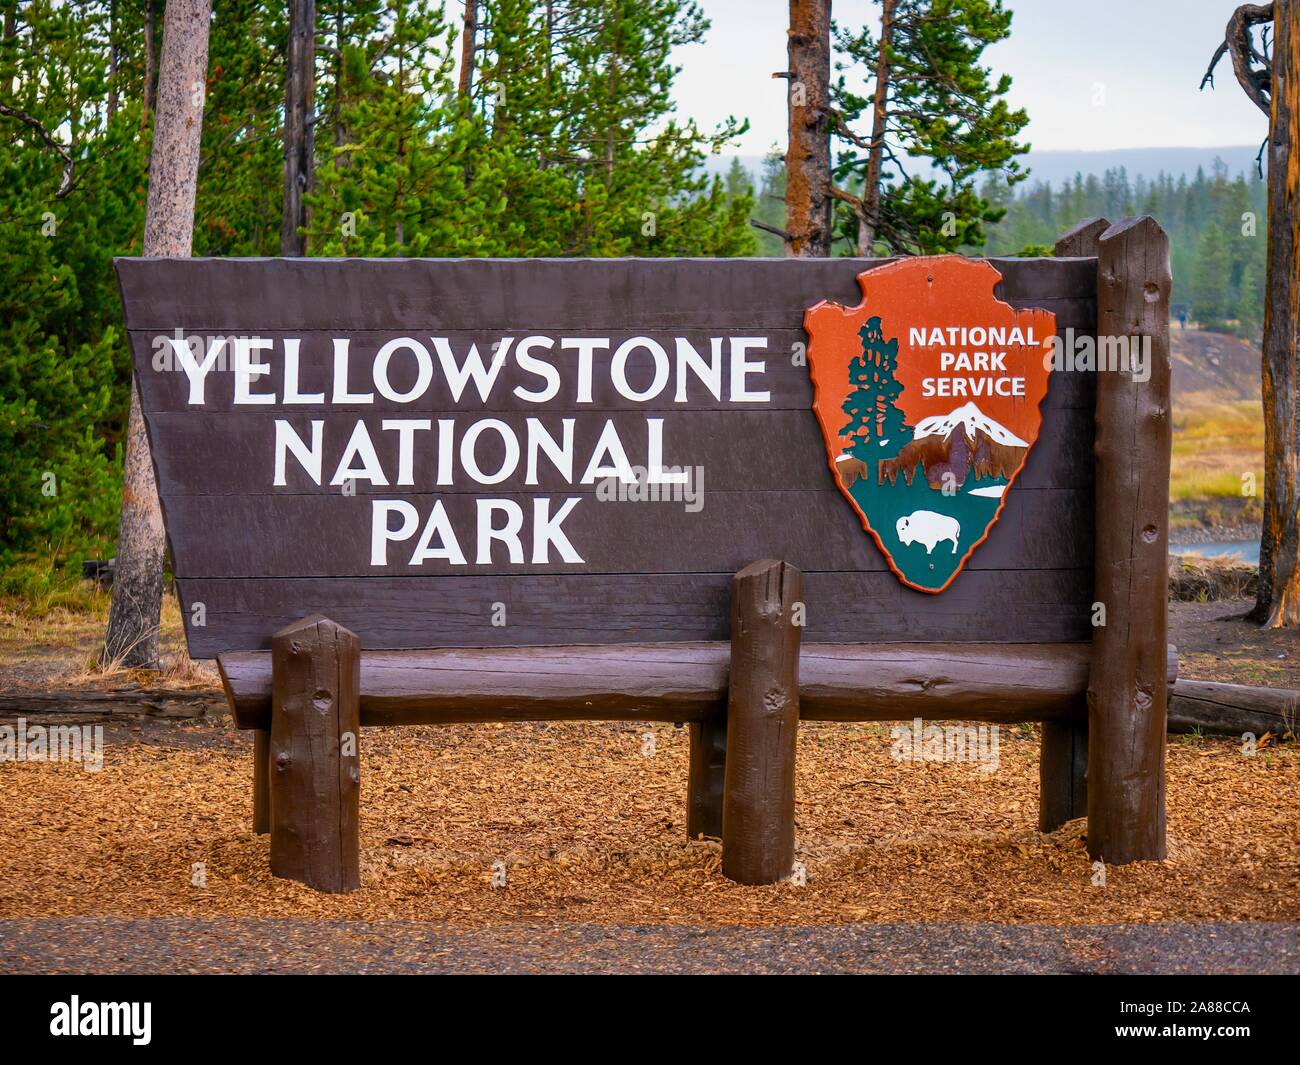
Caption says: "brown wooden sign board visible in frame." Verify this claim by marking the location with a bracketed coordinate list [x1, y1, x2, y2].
[115, 228, 1171, 893]
[116, 256, 1097, 659]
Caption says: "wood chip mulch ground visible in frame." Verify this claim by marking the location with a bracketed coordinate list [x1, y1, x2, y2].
[2, 719, 1295, 927]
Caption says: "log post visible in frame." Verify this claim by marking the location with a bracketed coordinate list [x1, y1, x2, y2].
[269, 614, 361, 892]
[722, 559, 802, 885]
[1088, 216, 1171, 864]
[253, 728, 270, 835]
[1040, 217, 1111, 832]
[686, 716, 726, 839]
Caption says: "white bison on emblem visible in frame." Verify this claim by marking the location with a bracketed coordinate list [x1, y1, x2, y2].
[896, 510, 961, 555]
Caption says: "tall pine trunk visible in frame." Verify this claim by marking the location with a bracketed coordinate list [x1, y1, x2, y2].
[143, 0, 157, 122]
[858, 0, 894, 255]
[103, 0, 211, 668]
[1254, 0, 1300, 626]
[280, 0, 316, 256]
[785, 0, 831, 257]
[459, 1, 478, 98]
[107, 0, 119, 121]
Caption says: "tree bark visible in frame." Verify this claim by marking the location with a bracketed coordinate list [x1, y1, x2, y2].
[1088, 216, 1172, 865]
[721, 560, 802, 885]
[103, 0, 211, 670]
[1039, 216, 1112, 833]
[107, 0, 119, 121]
[785, 0, 831, 257]
[458, 0, 478, 98]
[280, 0, 316, 256]
[858, 0, 895, 255]
[143, 0, 157, 122]
[1254, 0, 1300, 626]
[269, 615, 361, 892]
[4, 6, 17, 97]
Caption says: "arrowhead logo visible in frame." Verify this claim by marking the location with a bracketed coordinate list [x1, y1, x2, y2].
[805, 257, 1056, 593]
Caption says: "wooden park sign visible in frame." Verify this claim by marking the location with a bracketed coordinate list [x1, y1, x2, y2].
[116, 216, 1174, 892]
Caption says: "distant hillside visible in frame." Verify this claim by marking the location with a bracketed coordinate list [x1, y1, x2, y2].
[1011, 146, 1263, 186]
[1169, 328, 1264, 535]
[705, 145, 1264, 187]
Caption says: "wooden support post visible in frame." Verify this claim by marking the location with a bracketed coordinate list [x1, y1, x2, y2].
[253, 728, 270, 835]
[722, 559, 802, 885]
[1054, 217, 1110, 258]
[1088, 216, 1171, 864]
[686, 716, 726, 839]
[269, 614, 361, 892]
[1039, 217, 1111, 832]
[1038, 720, 1087, 831]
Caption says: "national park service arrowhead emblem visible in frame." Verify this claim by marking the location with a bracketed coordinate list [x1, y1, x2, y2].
[805, 257, 1056, 594]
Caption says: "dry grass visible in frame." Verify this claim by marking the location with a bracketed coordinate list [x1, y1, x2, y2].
[0, 586, 216, 692]
[1169, 554, 1259, 603]
[1170, 392, 1265, 507]
[1, 720, 1294, 926]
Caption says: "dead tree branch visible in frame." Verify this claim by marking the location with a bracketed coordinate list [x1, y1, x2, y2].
[1201, 3, 1275, 115]
[0, 103, 75, 197]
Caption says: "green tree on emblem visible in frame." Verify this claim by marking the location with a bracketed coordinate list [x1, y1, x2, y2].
[840, 316, 908, 456]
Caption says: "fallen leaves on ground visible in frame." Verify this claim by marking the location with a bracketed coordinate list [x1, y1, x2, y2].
[1, 720, 1295, 926]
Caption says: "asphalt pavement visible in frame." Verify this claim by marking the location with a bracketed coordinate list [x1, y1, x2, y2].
[2, 919, 1295, 974]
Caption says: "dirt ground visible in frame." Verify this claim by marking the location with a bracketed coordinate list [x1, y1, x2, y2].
[3, 593, 1296, 692]
[1, 595, 1295, 929]
[0, 717, 1295, 926]
[1174, 599, 1300, 689]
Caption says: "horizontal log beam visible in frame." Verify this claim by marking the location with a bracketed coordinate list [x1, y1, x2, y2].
[1168, 680, 1299, 738]
[219, 642, 1180, 731]
[0, 689, 227, 723]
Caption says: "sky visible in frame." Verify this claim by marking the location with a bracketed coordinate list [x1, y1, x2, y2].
[667, 0, 1269, 156]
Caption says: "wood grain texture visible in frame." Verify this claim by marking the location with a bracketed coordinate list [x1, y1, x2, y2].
[1253, 1, 1300, 626]
[1054, 219, 1110, 258]
[1167, 680, 1299, 739]
[1088, 217, 1172, 864]
[128, 316, 1098, 414]
[269, 615, 361, 892]
[182, 568, 1096, 657]
[721, 560, 802, 885]
[785, 0, 832, 256]
[161, 488, 1093, 579]
[218, 640, 1180, 730]
[686, 716, 726, 840]
[116, 255, 1096, 331]
[142, 407, 1096, 493]
[114, 256, 1100, 655]
[1039, 718, 1088, 831]
[1039, 222, 1108, 834]
[253, 728, 270, 835]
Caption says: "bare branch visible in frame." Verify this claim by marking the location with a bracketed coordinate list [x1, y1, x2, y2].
[0, 103, 75, 197]
[828, 185, 866, 210]
[1198, 42, 1226, 91]
[1201, 3, 1275, 116]
[749, 217, 794, 241]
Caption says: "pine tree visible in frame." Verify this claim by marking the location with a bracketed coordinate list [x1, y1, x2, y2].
[0, 0, 147, 564]
[751, 149, 788, 255]
[830, 0, 1029, 255]
[840, 315, 906, 456]
[193, 0, 286, 255]
[1189, 223, 1232, 329]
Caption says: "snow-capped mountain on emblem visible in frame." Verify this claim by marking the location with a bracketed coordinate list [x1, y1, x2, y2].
[804, 257, 1057, 594]
[913, 401, 1028, 447]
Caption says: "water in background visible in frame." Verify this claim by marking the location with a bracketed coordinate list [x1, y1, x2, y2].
[1169, 541, 1260, 565]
